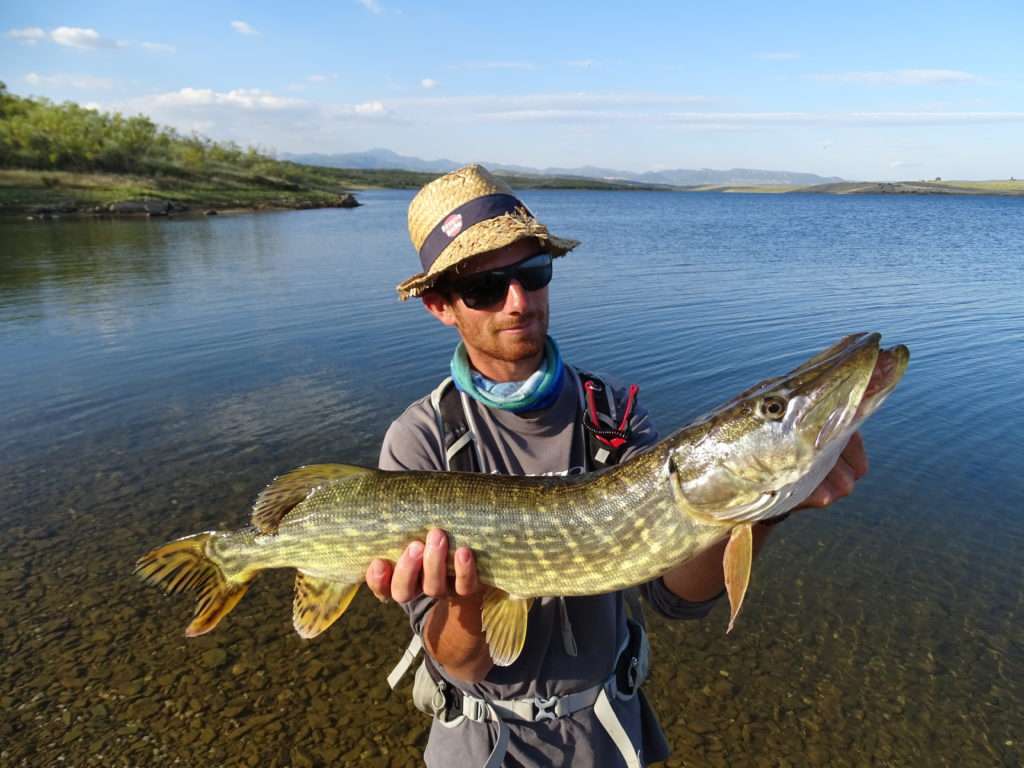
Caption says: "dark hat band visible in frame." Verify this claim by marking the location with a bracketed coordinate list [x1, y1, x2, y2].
[418, 193, 526, 271]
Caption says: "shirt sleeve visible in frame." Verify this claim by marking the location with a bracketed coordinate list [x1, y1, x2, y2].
[640, 578, 724, 620]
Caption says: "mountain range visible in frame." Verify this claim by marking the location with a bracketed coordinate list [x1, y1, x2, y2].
[281, 148, 843, 187]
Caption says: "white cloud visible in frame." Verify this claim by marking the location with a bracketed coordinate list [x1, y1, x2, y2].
[358, 0, 383, 14]
[889, 160, 922, 169]
[421, 78, 438, 90]
[50, 26, 113, 49]
[148, 87, 302, 110]
[230, 20, 259, 36]
[567, 59, 594, 70]
[307, 73, 338, 83]
[812, 69, 979, 85]
[354, 100, 385, 114]
[24, 72, 114, 90]
[7, 27, 45, 44]
[756, 52, 801, 61]
[9, 26, 174, 52]
[122, 87, 396, 128]
[141, 42, 176, 54]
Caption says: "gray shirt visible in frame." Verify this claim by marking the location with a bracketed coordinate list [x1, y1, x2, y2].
[379, 367, 721, 767]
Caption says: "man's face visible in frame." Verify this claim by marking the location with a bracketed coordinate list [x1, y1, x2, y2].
[424, 238, 550, 380]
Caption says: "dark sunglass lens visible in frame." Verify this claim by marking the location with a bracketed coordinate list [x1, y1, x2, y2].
[460, 273, 510, 309]
[515, 261, 553, 291]
[454, 253, 553, 308]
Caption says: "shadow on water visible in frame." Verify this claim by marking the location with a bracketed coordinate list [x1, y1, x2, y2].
[1, 190, 1022, 766]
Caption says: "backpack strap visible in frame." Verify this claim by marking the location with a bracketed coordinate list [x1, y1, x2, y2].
[429, 377, 480, 472]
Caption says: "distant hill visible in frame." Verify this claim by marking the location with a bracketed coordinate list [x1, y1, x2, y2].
[282, 149, 843, 187]
[284, 148, 462, 174]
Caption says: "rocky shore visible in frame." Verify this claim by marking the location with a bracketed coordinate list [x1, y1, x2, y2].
[20, 193, 361, 221]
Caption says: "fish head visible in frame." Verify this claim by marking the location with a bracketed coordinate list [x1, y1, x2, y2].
[668, 332, 909, 525]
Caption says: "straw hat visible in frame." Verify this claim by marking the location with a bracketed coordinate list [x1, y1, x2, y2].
[398, 164, 579, 299]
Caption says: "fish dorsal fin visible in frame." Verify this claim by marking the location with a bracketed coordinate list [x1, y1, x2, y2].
[723, 523, 754, 633]
[480, 588, 534, 666]
[252, 464, 373, 533]
[293, 573, 361, 639]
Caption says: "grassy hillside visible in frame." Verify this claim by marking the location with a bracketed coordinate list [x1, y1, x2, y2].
[0, 82, 369, 214]
[0, 84, 676, 215]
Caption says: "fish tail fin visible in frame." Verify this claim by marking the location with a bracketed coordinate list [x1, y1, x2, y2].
[135, 532, 254, 637]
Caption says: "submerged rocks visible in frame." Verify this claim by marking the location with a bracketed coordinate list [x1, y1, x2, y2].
[199, 648, 229, 669]
[106, 199, 190, 216]
[30, 200, 79, 216]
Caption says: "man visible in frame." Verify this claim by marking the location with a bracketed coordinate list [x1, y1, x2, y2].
[366, 165, 867, 767]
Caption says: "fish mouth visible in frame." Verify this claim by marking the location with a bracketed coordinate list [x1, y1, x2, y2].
[806, 334, 909, 449]
[855, 343, 910, 420]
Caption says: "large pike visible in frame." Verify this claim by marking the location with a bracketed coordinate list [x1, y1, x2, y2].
[137, 332, 908, 665]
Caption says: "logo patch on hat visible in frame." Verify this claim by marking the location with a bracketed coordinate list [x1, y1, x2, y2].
[441, 213, 463, 238]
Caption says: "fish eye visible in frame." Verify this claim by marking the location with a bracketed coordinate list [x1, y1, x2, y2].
[760, 396, 787, 420]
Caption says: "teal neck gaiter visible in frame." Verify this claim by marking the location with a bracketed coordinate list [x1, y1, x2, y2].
[450, 336, 565, 412]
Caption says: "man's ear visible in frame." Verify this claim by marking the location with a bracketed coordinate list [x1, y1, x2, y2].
[422, 289, 457, 327]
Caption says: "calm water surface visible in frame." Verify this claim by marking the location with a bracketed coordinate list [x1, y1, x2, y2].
[1, 190, 1022, 767]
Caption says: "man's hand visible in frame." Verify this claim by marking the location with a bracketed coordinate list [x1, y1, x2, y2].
[365, 528, 481, 603]
[796, 432, 869, 509]
[365, 529, 493, 683]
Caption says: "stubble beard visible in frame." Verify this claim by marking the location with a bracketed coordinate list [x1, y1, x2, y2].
[456, 307, 549, 366]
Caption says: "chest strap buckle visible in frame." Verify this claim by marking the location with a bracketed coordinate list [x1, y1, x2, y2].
[532, 694, 559, 721]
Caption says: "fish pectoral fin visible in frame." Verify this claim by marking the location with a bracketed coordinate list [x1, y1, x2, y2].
[722, 523, 754, 634]
[252, 464, 374, 533]
[480, 588, 533, 667]
[292, 574, 360, 639]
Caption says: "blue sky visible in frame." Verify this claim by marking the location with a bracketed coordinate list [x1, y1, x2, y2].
[3, 1, 1022, 179]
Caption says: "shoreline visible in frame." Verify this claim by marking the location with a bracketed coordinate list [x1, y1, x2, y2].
[0, 167, 678, 218]
[3, 169, 1022, 219]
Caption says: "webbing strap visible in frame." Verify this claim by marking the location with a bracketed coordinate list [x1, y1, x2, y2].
[465, 684, 639, 768]
[386, 634, 423, 690]
[482, 708, 510, 768]
[462, 685, 602, 724]
[594, 688, 642, 768]
[445, 430, 473, 465]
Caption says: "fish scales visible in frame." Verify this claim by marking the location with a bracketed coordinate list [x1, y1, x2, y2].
[136, 332, 909, 664]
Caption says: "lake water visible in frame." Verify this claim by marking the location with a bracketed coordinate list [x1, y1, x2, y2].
[1, 189, 1022, 767]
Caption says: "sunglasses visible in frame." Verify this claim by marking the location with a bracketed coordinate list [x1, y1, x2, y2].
[440, 252, 553, 309]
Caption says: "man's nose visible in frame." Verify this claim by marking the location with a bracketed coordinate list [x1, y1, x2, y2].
[504, 278, 529, 310]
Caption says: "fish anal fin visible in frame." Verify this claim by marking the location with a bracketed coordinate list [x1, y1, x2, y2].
[480, 588, 533, 667]
[187, 582, 250, 637]
[292, 573, 360, 639]
[723, 523, 754, 633]
[252, 464, 374, 534]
